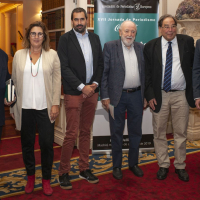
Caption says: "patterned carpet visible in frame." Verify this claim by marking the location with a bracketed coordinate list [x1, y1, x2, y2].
[1, 139, 200, 199]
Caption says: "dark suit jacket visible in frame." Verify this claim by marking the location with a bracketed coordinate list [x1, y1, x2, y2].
[144, 34, 195, 113]
[193, 39, 200, 99]
[100, 39, 145, 106]
[0, 49, 10, 126]
[57, 29, 104, 95]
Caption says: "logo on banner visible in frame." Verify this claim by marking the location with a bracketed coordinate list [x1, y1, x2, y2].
[134, 3, 141, 11]
[114, 24, 121, 32]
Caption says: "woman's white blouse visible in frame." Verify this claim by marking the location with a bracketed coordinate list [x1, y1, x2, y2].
[22, 51, 47, 110]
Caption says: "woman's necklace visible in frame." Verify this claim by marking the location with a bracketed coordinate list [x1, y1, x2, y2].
[29, 50, 42, 77]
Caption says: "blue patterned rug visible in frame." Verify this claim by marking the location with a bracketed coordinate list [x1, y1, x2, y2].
[1, 139, 200, 199]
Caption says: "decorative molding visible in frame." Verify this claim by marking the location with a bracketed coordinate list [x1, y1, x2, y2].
[177, 19, 200, 45]
[187, 108, 200, 141]
[0, 0, 22, 3]
[0, 3, 21, 13]
[4, 12, 11, 17]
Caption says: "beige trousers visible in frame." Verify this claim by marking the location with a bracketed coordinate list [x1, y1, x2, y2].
[152, 90, 189, 169]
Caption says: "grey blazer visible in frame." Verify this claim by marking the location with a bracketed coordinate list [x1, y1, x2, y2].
[100, 39, 145, 106]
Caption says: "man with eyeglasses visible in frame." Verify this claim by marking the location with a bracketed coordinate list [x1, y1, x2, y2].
[144, 14, 195, 182]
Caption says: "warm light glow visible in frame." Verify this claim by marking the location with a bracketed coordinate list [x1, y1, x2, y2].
[39, 9, 42, 19]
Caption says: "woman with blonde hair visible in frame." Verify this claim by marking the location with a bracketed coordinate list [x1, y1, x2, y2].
[11, 21, 61, 196]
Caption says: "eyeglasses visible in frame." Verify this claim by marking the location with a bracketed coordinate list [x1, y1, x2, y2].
[162, 25, 177, 30]
[30, 32, 44, 38]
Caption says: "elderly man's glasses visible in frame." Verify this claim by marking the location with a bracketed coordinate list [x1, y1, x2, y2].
[30, 32, 44, 38]
[162, 25, 177, 30]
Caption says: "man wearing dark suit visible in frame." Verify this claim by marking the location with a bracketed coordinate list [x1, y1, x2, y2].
[57, 7, 104, 189]
[0, 49, 10, 140]
[144, 14, 195, 182]
[193, 39, 200, 109]
[101, 21, 146, 180]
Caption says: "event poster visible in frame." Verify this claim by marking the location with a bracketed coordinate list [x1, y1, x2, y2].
[94, 0, 159, 46]
[92, 0, 159, 153]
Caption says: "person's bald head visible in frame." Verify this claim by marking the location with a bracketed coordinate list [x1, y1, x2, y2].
[119, 21, 137, 49]
[119, 21, 137, 32]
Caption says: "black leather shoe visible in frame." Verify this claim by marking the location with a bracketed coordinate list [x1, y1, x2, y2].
[129, 165, 144, 177]
[113, 168, 123, 180]
[157, 167, 169, 180]
[175, 169, 189, 182]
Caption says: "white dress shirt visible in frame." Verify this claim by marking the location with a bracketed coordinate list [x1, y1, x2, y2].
[122, 41, 141, 89]
[22, 51, 47, 110]
[161, 36, 186, 90]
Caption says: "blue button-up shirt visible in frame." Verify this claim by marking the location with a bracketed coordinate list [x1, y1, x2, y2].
[73, 29, 96, 91]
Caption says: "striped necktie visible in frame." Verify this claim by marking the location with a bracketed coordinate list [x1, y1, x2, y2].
[163, 41, 172, 92]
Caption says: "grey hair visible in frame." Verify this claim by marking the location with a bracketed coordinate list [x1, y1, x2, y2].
[119, 20, 137, 31]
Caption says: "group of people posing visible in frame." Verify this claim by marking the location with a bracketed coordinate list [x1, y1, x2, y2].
[1, 7, 200, 196]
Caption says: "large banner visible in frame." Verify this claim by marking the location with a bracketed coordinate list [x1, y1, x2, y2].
[93, 0, 159, 153]
[94, 0, 159, 46]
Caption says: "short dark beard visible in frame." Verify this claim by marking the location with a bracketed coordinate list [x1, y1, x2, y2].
[74, 24, 86, 33]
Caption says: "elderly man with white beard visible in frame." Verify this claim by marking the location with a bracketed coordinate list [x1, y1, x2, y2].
[101, 20, 146, 180]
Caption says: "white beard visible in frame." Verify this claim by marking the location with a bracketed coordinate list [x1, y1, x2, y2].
[121, 35, 135, 47]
